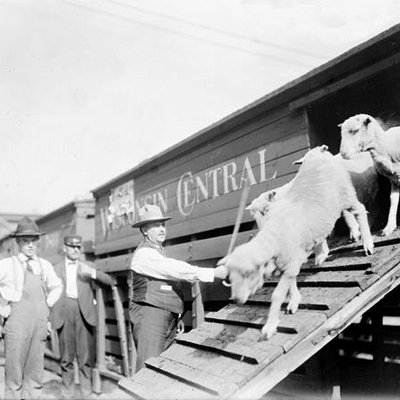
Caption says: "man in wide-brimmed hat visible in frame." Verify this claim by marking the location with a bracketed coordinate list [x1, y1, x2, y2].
[128, 204, 227, 371]
[0, 216, 62, 399]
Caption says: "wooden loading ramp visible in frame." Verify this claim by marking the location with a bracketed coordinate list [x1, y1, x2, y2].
[118, 234, 400, 399]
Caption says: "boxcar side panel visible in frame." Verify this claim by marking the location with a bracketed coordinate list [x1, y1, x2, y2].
[94, 108, 309, 256]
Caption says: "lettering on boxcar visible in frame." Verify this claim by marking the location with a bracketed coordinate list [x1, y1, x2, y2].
[106, 180, 135, 230]
[135, 190, 169, 214]
[99, 147, 276, 237]
[176, 147, 276, 216]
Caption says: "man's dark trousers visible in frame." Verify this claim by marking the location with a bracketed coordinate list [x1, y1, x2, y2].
[58, 297, 94, 398]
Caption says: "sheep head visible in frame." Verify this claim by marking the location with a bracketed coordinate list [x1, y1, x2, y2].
[293, 144, 331, 165]
[246, 190, 277, 216]
[219, 241, 270, 304]
[339, 114, 382, 159]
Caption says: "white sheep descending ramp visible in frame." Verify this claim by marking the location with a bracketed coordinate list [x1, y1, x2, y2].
[118, 234, 400, 399]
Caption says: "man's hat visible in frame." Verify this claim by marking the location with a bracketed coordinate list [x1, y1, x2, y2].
[64, 235, 82, 247]
[11, 217, 44, 238]
[132, 204, 171, 228]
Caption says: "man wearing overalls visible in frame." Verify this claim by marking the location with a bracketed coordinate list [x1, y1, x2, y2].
[0, 216, 63, 399]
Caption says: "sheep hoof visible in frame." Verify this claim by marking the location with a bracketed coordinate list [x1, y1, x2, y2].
[349, 231, 361, 242]
[286, 300, 299, 314]
[363, 240, 374, 256]
[382, 225, 396, 237]
[260, 323, 277, 340]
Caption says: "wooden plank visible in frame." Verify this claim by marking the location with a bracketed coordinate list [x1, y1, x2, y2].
[105, 338, 124, 356]
[96, 111, 306, 201]
[289, 52, 400, 110]
[145, 356, 240, 397]
[247, 287, 362, 317]
[166, 230, 257, 262]
[95, 287, 106, 368]
[131, 124, 308, 196]
[206, 306, 325, 332]
[264, 270, 380, 291]
[229, 260, 400, 399]
[96, 254, 133, 273]
[161, 343, 257, 388]
[366, 244, 400, 276]
[329, 231, 400, 255]
[111, 286, 130, 377]
[119, 367, 218, 400]
[302, 251, 372, 270]
[206, 307, 327, 353]
[127, 320, 137, 376]
[191, 281, 205, 328]
[176, 322, 283, 365]
[94, 287, 106, 393]
[338, 339, 400, 358]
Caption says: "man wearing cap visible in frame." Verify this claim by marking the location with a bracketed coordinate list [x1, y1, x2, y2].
[50, 235, 114, 399]
[128, 204, 228, 371]
[0, 216, 63, 400]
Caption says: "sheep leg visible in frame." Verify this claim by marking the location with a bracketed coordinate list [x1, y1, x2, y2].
[348, 201, 374, 255]
[382, 183, 399, 236]
[261, 272, 296, 340]
[314, 240, 329, 266]
[286, 279, 301, 315]
[342, 210, 360, 242]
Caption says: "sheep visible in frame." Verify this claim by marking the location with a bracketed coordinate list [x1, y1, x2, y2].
[218, 145, 374, 340]
[247, 178, 362, 243]
[246, 150, 378, 262]
[246, 183, 330, 266]
[340, 114, 400, 236]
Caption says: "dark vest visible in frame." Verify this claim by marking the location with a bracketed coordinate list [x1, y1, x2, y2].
[128, 240, 184, 314]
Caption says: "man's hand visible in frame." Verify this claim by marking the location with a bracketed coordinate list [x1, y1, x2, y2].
[79, 263, 96, 279]
[214, 265, 228, 280]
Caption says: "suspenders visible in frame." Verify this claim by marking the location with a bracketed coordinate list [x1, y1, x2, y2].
[12, 256, 48, 298]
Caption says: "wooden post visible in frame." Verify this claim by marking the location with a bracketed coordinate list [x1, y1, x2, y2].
[112, 285, 130, 377]
[371, 304, 385, 388]
[127, 319, 137, 376]
[93, 287, 105, 394]
[191, 281, 204, 329]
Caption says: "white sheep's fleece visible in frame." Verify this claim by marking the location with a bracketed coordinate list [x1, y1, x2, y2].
[220, 145, 373, 339]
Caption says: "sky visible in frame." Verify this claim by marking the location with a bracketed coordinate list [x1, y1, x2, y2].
[1, 0, 400, 215]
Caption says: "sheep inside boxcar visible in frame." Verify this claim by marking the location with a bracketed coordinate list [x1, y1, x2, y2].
[219, 145, 374, 340]
[340, 114, 400, 236]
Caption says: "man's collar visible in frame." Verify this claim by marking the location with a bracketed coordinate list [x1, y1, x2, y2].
[18, 253, 37, 262]
[145, 237, 163, 250]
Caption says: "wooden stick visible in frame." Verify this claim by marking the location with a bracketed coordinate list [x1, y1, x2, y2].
[222, 180, 251, 286]
[227, 180, 251, 255]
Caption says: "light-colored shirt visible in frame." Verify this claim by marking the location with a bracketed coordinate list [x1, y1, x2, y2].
[130, 245, 215, 282]
[0, 254, 62, 310]
[65, 259, 97, 298]
[65, 261, 78, 299]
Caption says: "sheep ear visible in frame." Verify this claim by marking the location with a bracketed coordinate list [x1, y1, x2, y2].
[321, 144, 329, 152]
[293, 155, 304, 165]
[245, 204, 251, 210]
[337, 123, 343, 128]
[364, 117, 372, 126]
